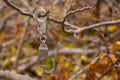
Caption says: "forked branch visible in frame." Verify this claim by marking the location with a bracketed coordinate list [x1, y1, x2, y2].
[4, 0, 120, 35]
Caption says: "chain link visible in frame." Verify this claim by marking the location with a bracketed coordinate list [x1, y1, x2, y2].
[40, 35, 47, 43]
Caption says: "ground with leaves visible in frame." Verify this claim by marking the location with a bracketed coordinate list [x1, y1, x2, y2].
[0, 0, 120, 80]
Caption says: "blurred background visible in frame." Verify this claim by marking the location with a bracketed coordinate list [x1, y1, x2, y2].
[0, 0, 120, 80]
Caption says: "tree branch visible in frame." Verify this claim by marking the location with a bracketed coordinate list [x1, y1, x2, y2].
[62, 6, 94, 22]
[4, 0, 33, 17]
[14, 17, 31, 69]
[69, 19, 120, 33]
[17, 47, 99, 72]
[3, 0, 120, 35]
[0, 70, 35, 80]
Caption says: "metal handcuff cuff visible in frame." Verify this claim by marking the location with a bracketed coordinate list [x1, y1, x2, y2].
[34, 8, 55, 73]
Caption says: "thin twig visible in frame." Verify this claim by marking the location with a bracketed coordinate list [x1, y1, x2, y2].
[0, 39, 16, 58]
[61, 6, 94, 32]
[4, 0, 33, 17]
[69, 57, 99, 80]
[14, 17, 30, 69]
[20, 0, 31, 8]
[62, 6, 94, 22]
[0, 11, 17, 31]
[69, 67, 86, 80]
[0, 4, 5, 11]
[69, 19, 120, 33]
[18, 48, 98, 72]
[14, 0, 39, 69]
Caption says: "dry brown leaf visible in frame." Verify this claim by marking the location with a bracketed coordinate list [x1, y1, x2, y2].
[63, 70, 69, 80]
[108, 53, 117, 63]
[0, 32, 6, 43]
[50, 73, 59, 80]
[85, 52, 118, 80]
[86, 64, 96, 80]
[110, 41, 120, 50]
[97, 51, 105, 60]
[14, 24, 22, 41]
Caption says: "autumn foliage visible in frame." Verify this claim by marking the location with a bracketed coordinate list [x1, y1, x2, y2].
[0, 0, 120, 80]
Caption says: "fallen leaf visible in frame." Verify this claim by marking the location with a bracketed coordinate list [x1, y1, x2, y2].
[85, 52, 118, 80]
[108, 53, 117, 63]
[107, 25, 117, 32]
[33, 65, 44, 77]
[110, 41, 120, 50]
[15, 24, 22, 41]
